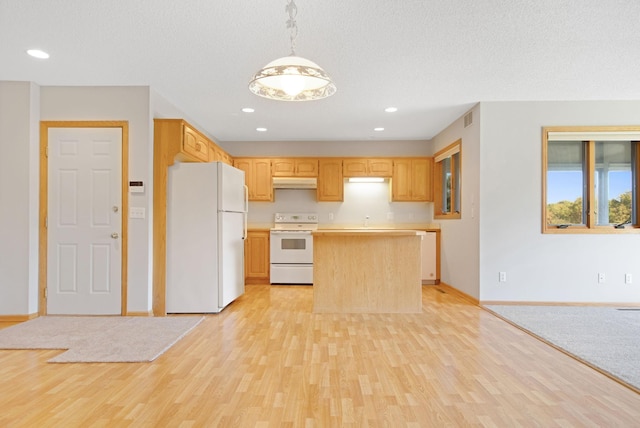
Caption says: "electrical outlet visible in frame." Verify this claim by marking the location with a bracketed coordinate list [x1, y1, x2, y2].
[387, 212, 394, 220]
[328, 212, 334, 221]
[625, 273, 632, 284]
[499, 272, 507, 282]
[598, 273, 606, 283]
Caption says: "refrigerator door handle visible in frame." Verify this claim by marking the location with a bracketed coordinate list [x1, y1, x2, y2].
[243, 185, 249, 213]
[242, 185, 249, 240]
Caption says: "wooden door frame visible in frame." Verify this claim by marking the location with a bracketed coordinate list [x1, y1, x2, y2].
[39, 121, 129, 316]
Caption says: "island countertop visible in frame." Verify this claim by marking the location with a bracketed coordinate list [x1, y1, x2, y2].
[313, 229, 427, 237]
[312, 230, 423, 313]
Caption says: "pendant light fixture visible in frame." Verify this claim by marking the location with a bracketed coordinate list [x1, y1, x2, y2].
[249, 0, 336, 101]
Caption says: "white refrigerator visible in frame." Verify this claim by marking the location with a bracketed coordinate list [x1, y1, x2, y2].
[167, 162, 248, 313]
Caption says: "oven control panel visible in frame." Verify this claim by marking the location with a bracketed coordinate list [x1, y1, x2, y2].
[274, 213, 318, 224]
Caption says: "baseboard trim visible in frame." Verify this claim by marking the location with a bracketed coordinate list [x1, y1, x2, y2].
[245, 278, 270, 285]
[0, 313, 38, 322]
[126, 311, 154, 317]
[431, 283, 479, 305]
[480, 301, 640, 307]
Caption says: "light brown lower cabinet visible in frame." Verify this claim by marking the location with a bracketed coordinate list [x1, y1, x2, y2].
[245, 230, 270, 283]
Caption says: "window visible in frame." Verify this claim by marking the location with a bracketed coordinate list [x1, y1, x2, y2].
[542, 127, 640, 233]
[434, 139, 461, 219]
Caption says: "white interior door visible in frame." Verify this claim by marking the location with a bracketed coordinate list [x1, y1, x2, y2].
[47, 128, 122, 315]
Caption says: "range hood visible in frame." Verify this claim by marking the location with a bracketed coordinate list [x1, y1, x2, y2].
[272, 177, 318, 189]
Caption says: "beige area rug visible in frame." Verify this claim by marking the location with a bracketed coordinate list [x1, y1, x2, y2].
[485, 305, 640, 392]
[0, 316, 204, 363]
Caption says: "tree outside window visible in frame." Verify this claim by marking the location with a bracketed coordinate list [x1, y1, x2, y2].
[542, 127, 639, 233]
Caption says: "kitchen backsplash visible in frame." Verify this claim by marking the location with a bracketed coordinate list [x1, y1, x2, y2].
[248, 181, 433, 227]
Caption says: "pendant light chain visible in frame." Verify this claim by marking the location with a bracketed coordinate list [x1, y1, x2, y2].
[285, 0, 298, 56]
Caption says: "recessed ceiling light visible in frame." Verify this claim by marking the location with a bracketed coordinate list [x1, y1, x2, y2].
[256, 127, 267, 132]
[374, 127, 385, 132]
[384, 107, 398, 113]
[242, 107, 255, 113]
[26, 49, 50, 59]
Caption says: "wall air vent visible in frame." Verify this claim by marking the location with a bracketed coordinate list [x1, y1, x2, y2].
[464, 111, 473, 128]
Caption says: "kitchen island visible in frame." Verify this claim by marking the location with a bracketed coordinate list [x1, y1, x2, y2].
[312, 229, 424, 313]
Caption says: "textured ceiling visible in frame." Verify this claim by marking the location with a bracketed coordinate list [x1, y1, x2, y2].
[1, 0, 639, 143]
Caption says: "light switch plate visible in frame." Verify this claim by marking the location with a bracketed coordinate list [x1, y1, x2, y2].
[130, 207, 145, 219]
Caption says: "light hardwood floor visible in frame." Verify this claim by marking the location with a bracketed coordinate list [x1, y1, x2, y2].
[1, 284, 639, 427]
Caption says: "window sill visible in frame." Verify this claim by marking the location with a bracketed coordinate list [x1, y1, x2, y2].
[543, 225, 640, 234]
[435, 213, 462, 220]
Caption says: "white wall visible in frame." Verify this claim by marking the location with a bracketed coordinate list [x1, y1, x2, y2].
[0, 81, 40, 315]
[430, 104, 481, 300]
[40, 86, 153, 313]
[479, 101, 640, 303]
[233, 140, 434, 227]
[227, 140, 430, 158]
[1, 83, 432, 316]
[249, 182, 433, 227]
[148, 89, 207, 309]
[10, 83, 636, 311]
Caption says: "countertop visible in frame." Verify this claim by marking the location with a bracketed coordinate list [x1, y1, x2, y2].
[247, 223, 440, 231]
[316, 223, 439, 230]
[312, 229, 426, 237]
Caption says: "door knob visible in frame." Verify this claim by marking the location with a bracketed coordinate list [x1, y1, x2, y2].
[111, 232, 119, 239]
[113, 206, 119, 213]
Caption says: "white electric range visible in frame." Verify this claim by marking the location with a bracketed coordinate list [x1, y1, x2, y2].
[269, 212, 318, 285]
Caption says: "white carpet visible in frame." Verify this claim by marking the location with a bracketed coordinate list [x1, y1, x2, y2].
[0, 316, 204, 363]
[485, 305, 640, 391]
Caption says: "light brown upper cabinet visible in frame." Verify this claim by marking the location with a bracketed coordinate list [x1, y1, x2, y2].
[181, 124, 210, 162]
[153, 118, 233, 166]
[220, 150, 234, 165]
[234, 158, 273, 201]
[208, 143, 234, 165]
[272, 158, 319, 177]
[317, 159, 343, 201]
[343, 158, 393, 177]
[392, 158, 433, 202]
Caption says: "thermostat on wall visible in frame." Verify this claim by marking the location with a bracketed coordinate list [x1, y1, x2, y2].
[129, 181, 144, 193]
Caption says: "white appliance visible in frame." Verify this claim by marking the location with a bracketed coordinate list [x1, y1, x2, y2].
[167, 162, 248, 313]
[270, 213, 318, 285]
[272, 177, 317, 189]
[421, 232, 438, 284]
